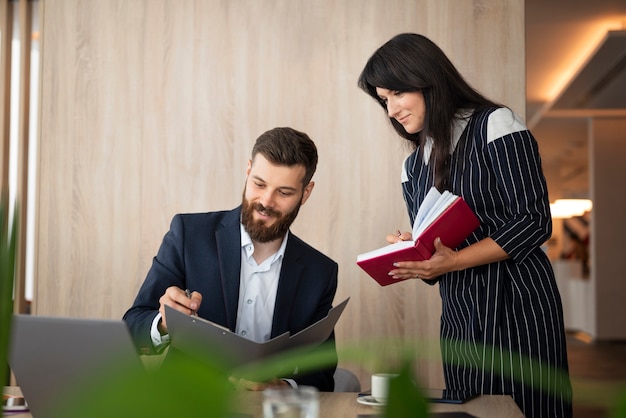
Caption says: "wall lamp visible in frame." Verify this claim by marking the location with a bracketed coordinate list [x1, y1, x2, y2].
[550, 199, 593, 219]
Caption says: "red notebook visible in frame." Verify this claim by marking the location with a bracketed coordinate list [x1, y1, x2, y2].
[357, 189, 480, 286]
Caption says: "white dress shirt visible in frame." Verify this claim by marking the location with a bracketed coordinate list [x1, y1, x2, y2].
[150, 225, 297, 387]
[235, 224, 286, 342]
[150, 224, 287, 347]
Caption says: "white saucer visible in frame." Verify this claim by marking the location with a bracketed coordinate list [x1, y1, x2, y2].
[357, 395, 386, 407]
[2, 399, 29, 412]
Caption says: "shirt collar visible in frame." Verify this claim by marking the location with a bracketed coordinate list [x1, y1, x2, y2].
[239, 224, 289, 263]
[422, 109, 472, 164]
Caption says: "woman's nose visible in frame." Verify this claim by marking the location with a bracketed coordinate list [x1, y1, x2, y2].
[387, 99, 399, 118]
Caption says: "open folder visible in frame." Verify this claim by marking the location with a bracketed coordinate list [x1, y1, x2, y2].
[165, 297, 350, 368]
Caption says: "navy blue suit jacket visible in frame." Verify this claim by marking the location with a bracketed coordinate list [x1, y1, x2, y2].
[123, 207, 339, 390]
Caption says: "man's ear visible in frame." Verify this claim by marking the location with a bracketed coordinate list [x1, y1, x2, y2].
[246, 159, 252, 176]
[300, 181, 315, 205]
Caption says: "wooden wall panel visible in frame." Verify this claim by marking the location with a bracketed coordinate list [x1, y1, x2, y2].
[36, 0, 524, 388]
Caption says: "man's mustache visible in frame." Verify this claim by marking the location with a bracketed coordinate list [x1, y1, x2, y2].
[252, 202, 281, 218]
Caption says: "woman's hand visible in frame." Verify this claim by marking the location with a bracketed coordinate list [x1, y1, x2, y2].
[389, 237, 459, 280]
[389, 236, 509, 281]
[386, 230, 412, 244]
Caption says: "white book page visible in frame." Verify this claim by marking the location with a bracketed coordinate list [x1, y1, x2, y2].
[356, 239, 416, 261]
[411, 187, 441, 237]
[414, 192, 457, 237]
[413, 189, 457, 238]
[357, 187, 461, 262]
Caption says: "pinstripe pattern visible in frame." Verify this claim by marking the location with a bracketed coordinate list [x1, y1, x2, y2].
[401, 107, 572, 417]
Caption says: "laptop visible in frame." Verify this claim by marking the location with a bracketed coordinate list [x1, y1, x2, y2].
[8, 314, 144, 418]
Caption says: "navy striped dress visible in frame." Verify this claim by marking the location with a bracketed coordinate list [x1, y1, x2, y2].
[401, 107, 573, 417]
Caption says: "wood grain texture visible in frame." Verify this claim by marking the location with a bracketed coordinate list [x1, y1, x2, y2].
[35, 0, 524, 388]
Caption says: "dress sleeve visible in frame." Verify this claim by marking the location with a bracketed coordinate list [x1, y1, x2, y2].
[485, 108, 552, 262]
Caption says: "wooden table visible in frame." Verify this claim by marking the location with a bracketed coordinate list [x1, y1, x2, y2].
[4, 387, 525, 417]
[233, 391, 525, 417]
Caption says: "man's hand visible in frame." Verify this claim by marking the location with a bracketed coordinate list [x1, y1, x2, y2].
[228, 376, 289, 391]
[158, 286, 202, 333]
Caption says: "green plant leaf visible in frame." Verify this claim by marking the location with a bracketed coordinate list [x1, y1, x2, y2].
[1, 191, 17, 386]
[383, 362, 429, 418]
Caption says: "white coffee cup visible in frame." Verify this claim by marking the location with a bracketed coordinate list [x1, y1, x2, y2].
[371, 373, 399, 403]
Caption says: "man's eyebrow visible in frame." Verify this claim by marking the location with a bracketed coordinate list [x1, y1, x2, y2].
[277, 186, 299, 192]
[251, 175, 299, 192]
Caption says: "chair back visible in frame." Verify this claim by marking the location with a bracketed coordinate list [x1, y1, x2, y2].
[333, 367, 361, 392]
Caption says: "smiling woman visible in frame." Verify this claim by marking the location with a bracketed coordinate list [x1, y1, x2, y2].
[358, 33, 573, 418]
[375, 89, 426, 134]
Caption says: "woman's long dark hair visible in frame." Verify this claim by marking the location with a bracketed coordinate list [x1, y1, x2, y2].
[358, 33, 498, 191]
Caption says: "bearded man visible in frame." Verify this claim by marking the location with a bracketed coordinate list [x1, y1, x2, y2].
[123, 127, 338, 391]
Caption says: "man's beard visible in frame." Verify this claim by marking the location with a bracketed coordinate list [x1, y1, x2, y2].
[241, 192, 301, 243]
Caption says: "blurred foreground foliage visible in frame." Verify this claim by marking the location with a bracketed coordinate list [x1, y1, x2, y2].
[1, 193, 17, 387]
[36, 336, 626, 417]
[47, 339, 430, 418]
[2, 194, 625, 417]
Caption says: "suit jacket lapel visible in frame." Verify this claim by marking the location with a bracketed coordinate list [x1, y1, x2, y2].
[216, 207, 243, 331]
[271, 233, 304, 337]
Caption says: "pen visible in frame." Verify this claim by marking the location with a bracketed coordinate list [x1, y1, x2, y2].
[396, 230, 404, 241]
[185, 288, 196, 316]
